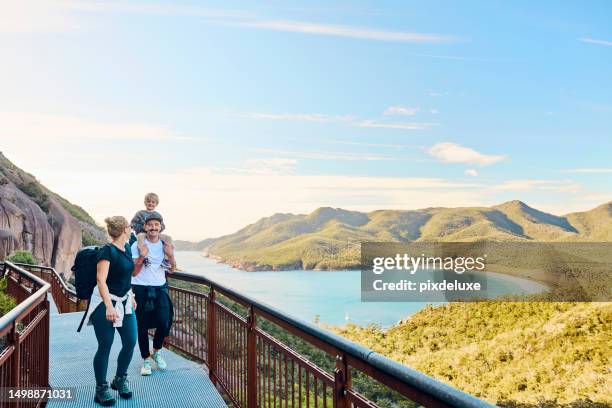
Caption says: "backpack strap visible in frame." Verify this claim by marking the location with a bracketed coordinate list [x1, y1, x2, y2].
[77, 300, 90, 332]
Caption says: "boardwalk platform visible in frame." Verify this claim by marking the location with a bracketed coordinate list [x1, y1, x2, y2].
[48, 311, 228, 407]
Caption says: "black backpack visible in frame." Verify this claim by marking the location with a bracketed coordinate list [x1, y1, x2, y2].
[73, 245, 105, 300]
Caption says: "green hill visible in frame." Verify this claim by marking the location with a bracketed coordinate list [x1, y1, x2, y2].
[331, 301, 612, 407]
[203, 201, 612, 271]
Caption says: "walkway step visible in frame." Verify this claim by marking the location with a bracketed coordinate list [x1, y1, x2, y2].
[48, 312, 227, 407]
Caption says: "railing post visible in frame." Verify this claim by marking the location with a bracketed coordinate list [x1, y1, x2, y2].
[10, 322, 21, 408]
[207, 286, 217, 385]
[247, 305, 257, 408]
[334, 353, 350, 408]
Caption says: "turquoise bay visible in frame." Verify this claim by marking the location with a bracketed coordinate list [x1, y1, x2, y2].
[176, 251, 546, 327]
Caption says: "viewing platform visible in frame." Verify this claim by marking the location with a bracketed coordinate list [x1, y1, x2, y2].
[0, 261, 496, 408]
[48, 311, 227, 407]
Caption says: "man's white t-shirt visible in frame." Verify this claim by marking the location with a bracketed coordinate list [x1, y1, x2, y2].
[131, 239, 167, 286]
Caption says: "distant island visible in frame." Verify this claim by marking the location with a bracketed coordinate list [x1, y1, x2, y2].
[177, 200, 612, 271]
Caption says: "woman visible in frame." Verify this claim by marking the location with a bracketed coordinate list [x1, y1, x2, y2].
[82, 216, 138, 406]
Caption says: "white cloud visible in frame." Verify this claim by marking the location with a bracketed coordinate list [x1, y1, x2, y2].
[579, 38, 612, 47]
[566, 168, 612, 173]
[430, 109, 439, 114]
[0, 112, 195, 141]
[464, 169, 478, 177]
[492, 179, 581, 193]
[357, 120, 436, 130]
[227, 20, 459, 43]
[428, 142, 505, 166]
[384, 106, 419, 116]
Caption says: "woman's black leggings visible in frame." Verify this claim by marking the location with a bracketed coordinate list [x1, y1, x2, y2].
[91, 302, 137, 385]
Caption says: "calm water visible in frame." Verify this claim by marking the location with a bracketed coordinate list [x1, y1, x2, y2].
[175, 251, 547, 327]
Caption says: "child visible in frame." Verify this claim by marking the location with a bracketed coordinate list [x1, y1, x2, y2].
[131, 192, 178, 271]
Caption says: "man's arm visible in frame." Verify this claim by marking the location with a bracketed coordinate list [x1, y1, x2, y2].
[131, 243, 149, 276]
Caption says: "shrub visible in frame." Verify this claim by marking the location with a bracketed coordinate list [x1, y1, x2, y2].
[17, 181, 50, 213]
[82, 229, 103, 247]
[7, 250, 38, 265]
[0, 278, 16, 317]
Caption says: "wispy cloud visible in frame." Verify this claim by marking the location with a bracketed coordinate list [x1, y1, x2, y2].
[226, 20, 460, 43]
[428, 142, 505, 166]
[58, 0, 250, 18]
[253, 148, 416, 162]
[492, 179, 580, 193]
[579, 38, 612, 47]
[234, 158, 299, 175]
[384, 106, 419, 116]
[5, 1, 460, 45]
[357, 120, 436, 130]
[464, 169, 478, 177]
[0, 111, 195, 141]
[565, 168, 612, 173]
[241, 112, 354, 123]
[242, 111, 437, 130]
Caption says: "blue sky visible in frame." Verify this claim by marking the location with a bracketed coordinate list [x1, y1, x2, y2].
[1, 1, 610, 239]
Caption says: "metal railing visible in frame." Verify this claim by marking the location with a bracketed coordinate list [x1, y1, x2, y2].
[8, 262, 495, 408]
[0, 262, 51, 408]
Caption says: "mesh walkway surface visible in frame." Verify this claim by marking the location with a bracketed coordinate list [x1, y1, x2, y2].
[48, 311, 228, 408]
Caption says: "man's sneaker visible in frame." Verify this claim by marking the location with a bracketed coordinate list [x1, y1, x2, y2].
[140, 359, 152, 376]
[110, 375, 133, 399]
[152, 351, 167, 370]
[94, 383, 115, 406]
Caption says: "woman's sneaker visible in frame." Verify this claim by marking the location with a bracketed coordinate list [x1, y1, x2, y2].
[110, 375, 133, 399]
[140, 359, 152, 376]
[94, 383, 115, 406]
[152, 351, 167, 370]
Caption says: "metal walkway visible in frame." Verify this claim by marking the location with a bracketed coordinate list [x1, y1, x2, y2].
[48, 311, 228, 407]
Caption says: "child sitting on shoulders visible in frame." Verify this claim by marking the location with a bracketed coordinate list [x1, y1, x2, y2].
[131, 192, 177, 271]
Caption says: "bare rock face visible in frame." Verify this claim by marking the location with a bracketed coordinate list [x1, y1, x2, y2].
[47, 198, 83, 275]
[0, 183, 55, 265]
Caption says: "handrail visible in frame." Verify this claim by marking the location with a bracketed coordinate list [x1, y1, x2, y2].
[0, 261, 51, 332]
[9, 262, 496, 407]
[172, 270, 495, 408]
[0, 261, 51, 407]
[10, 262, 76, 294]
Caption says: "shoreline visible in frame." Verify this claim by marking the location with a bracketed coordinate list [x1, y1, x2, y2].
[201, 252, 551, 293]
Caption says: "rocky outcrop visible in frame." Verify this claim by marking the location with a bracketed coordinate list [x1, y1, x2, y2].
[0, 183, 55, 264]
[0, 152, 104, 276]
[47, 199, 83, 276]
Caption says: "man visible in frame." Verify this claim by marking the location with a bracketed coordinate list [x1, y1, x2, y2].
[131, 212, 174, 376]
